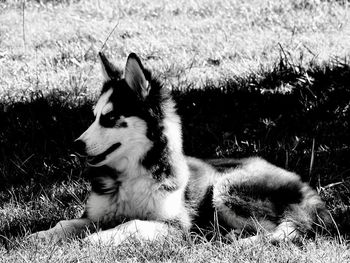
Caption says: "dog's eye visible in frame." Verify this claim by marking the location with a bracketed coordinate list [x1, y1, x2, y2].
[100, 113, 117, 127]
[107, 115, 115, 122]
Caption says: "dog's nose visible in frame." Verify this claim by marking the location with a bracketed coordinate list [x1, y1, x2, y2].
[74, 139, 87, 156]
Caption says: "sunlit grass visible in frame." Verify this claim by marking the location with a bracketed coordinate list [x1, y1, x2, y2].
[1, 234, 349, 263]
[0, 0, 349, 96]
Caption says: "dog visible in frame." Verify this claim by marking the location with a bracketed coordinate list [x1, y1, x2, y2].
[28, 52, 331, 246]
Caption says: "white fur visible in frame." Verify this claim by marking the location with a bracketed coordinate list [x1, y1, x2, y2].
[86, 163, 191, 228]
[84, 220, 168, 246]
[93, 89, 113, 116]
[101, 102, 113, 115]
[27, 218, 92, 242]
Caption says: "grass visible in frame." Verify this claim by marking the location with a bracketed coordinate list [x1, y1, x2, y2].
[1, 236, 350, 263]
[1, 0, 350, 262]
[1, 0, 350, 93]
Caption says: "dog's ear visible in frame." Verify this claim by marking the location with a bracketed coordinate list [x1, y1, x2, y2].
[124, 53, 149, 99]
[99, 52, 122, 80]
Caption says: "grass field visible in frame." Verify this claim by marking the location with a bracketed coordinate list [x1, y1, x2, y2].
[1, 0, 350, 262]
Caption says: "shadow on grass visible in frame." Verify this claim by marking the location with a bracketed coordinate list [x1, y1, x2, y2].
[1, 57, 350, 240]
[0, 91, 93, 188]
[178, 58, 350, 184]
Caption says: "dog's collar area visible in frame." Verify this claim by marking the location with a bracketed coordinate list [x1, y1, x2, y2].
[87, 143, 122, 166]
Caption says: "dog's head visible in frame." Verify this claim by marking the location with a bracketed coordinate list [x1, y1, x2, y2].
[74, 53, 160, 169]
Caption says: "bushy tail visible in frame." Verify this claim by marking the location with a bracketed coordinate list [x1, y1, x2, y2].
[298, 184, 350, 240]
[298, 184, 334, 236]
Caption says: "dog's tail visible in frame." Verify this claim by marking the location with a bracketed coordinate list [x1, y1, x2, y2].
[296, 184, 334, 237]
[299, 184, 350, 240]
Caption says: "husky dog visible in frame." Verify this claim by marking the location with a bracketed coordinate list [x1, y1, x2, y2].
[29, 52, 330, 246]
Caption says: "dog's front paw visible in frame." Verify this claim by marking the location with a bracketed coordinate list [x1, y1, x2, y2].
[26, 230, 56, 243]
[26, 227, 68, 244]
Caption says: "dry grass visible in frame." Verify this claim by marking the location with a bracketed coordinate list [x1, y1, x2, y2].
[1, 0, 350, 262]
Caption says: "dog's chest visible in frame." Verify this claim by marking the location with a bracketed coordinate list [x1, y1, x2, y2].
[86, 175, 165, 224]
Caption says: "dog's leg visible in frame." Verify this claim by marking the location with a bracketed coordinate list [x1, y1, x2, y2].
[268, 221, 299, 243]
[84, 219, 170, 246]
[234, 221, 298, 245]
[27, 218, 92, 242]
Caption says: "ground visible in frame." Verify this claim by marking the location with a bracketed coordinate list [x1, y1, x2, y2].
[0, 0, 350, 262]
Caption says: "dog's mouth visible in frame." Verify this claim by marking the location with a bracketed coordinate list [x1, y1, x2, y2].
[87, 143, 121, 166]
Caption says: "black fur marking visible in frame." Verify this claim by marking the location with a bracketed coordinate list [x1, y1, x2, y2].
[118, 121, 128, 128]
[225, 181, 303, 220]
[206, 159, 243, 173]
[140, 78, 175, 184]
[192, 186, 215, 227]
[185, 185, 231, 236]
[212, 162, 242, 173]
[86, 166, 121, 195]
[99, 52, 122, 80]
[99, 112, 128, 128]
[99, 70, 176, 186]
[102, 80, 145, 117]
[99, 112, 117, 128]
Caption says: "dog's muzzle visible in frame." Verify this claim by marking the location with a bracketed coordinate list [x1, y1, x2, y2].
[87, 143, 122, 166]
